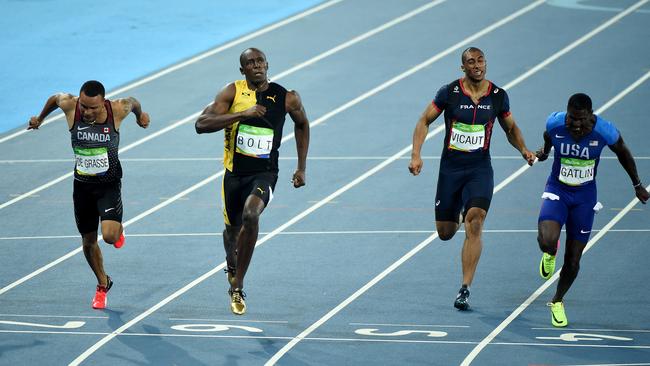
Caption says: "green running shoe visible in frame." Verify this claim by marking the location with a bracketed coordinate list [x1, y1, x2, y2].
[548, 301, 568, 327]
[539, 252, 556, 280]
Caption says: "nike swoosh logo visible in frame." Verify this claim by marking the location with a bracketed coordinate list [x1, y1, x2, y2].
[580, 230, 591, 234]
[78, 126, 91, 131]
[555, 134, 565, 138]
[540, 264, 550, 278]
[104, 208, 115, 213]
[552, 312, 565, 325]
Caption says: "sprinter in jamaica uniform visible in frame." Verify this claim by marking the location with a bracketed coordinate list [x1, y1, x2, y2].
[28, 80, 150, 309]
[409, 47, 536, 310]
[195, 48, 310, 315]
[535, 93, 648, 327]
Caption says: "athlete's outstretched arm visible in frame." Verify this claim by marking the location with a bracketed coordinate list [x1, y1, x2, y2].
[28, 93, 76, 130]
[195, 83, 265, 134]
[498, 114, 535, 165]
[287, 90, 309, 188]
[113, 97, 150, 129]
[535, 131, 552, 162]
[409, 103, 441, 176]
[609, 136, 649, 203]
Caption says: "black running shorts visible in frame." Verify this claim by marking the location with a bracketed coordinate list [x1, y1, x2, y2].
[434, 162, 493, 222]
[221, 170, 278, 227]
[73, 179, 123, 234]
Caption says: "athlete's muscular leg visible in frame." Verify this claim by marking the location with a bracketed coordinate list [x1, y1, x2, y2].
[436, 221, 460, 241]
[224, 224, 240, 269]
[233, 194, 266, 290]
[81, 231, 108, 287]
[461, 207, 487, 286]
[552, 238, 587, 303]
[538, 220, 561, 256]
[100, 220, 123, 245]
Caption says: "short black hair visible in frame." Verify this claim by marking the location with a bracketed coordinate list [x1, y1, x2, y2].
[80, 80, 105, 98]
[239, 48, 265, 67]
[461, 47, 484, 63]
[567, 93, 592, 111]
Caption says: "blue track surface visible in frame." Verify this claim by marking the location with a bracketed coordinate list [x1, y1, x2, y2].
[1, 0, 649, 365]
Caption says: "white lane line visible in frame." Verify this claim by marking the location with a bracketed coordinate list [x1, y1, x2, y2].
[461, 65, 650, 366]
[349, 322, 469, 328]
[0, 314, 107, 319]
[2, 329, 650, 350]
[532, 327, 650, 333]
[0, 0, 523, 298]
[266, 5, 650, 364]
[0, 0, 445, 212]
[4, 229, 650, 241]
[3, 155, 649, 163]
[168, 318, 288, 324]
[0, 0, 343, 144]
[67, 2, 548, 361]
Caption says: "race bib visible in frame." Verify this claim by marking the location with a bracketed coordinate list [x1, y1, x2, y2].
[236, 124, 274, 158]
[559, 157, 595, 185]
[449, 122, 485, 152]
[74, 147, 109, 176]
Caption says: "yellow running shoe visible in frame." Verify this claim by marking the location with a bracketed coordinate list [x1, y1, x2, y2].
[548, 301, 568, 327]
[539, 252, 556, 280]
[229, 288, 246, 315]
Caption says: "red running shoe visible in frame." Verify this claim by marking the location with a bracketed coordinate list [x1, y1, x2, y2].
[114, 231, 125, 249]
[92, 276, 113, 309]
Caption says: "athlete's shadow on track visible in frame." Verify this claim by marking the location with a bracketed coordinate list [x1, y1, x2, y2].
[0, 339, 45, 358]
[101, 309, 208, 366]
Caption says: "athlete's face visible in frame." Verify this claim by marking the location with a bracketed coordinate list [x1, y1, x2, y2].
[565, 107, 595, 140]
[79, 92, 105, 123]
[240, 50, 268, 85]
[461, 51, 486, 82]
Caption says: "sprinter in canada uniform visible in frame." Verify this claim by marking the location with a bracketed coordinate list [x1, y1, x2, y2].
[28, 80, 150, 309]
[409, 47, 535, 310]
[195, 48, 310, 315]
[535, 93, 648, 327]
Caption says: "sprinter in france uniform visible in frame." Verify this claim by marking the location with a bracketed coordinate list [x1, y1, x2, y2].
[409, 47, 535, 311]
[28, 80, 150, 309]
[195, 48, 310, 315]
[433, 78, 508, 220]
[535, 93, 648, 327]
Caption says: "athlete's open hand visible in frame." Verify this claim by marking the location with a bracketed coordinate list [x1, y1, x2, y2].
[409, 155, 423, 176]
[137, 112, 150, 128]
[27, 116, 42, 130]
[635, 185, 649, 204]
[522, 149, 536, 166]
[292, 169, 306, 188]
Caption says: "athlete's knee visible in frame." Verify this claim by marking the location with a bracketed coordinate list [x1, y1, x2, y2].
[81, 233, 98, 247]
[241, 209, 260, 227]
[436, 223, 458, 241]
[102, 231, 120, 244]
[464, 209, 486, 237]
[537, 233, 558, 254]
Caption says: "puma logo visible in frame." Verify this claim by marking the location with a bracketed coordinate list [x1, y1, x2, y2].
[266, 95, 276, 103]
